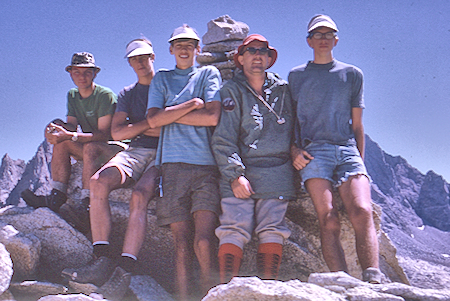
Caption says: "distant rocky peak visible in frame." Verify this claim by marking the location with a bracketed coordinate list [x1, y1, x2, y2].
[417, 170, 450, 231]
[0, 154, 26, 205]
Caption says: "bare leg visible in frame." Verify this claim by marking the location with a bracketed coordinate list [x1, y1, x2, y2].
[339, 175, 379, 270]
[306, 178, 348, 272]
[82, 142, 123, 189]
[122, 166, 158, 256]
[51, 140, 83, 185]
[90, 166, 124, 242]
[170, 220, 194, 301]
[193, 210, 218, 297]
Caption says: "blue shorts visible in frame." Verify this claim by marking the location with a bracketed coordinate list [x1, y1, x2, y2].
[299, 142, 371, 187]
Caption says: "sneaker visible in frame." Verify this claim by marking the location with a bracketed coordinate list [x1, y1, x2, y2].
[59, 197, 91, 234]
[92, 266, 131, 301]
[362, 267, 382, 284]
[21, 188, 67, 213]
[61, 256, 116, 287]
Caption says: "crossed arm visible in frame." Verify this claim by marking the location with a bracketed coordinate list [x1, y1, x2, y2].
[111, 111, 160, 141]
[146, 98, 221, 128]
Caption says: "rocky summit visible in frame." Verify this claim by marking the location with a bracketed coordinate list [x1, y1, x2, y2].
[0, 15, 449, 301]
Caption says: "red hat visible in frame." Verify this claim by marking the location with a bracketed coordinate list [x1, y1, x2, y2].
[234, 34, 278, 70]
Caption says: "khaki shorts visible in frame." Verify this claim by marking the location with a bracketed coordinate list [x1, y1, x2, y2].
[156, 162, 220, 227]
[97, 147, 157, 184]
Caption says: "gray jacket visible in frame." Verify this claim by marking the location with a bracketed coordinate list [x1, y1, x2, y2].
[212, 70, 296, 200]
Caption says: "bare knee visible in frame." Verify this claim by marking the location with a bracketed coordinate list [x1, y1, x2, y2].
[129, 188, 151, 214]
[319, 211, 341, 234]
[83, 142, 102, 158]
[90, 168, 118, 195]
[347, 203, 373, 225]
[194, 236, 211, 253]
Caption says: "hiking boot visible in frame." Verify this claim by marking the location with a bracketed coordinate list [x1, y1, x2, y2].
[59, 197, 91, 234]
[362, 267, 382, 284]
[92, 266, 131, 301]
[21, 188, 67, 213]
[61, 256, 116, 287]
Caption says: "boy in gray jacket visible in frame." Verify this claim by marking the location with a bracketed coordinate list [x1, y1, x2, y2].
[212, 34, 295, 283]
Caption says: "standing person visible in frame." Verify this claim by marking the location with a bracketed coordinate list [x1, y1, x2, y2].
[289, 15, 382, 283]
[61, 39, 160, 300]
[146, 25, 222, 300]
[212, 34, 296, 283]
[21, 52, 122, 215]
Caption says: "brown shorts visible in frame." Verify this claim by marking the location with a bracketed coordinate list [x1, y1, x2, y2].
[156, 162, 221, 227]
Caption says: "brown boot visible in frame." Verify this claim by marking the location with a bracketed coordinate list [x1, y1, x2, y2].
[218, 243, 243, 284]
[256, 243, 283, 280]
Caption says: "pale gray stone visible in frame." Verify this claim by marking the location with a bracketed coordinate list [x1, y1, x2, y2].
[0, 207, 93, 279]
[196, 52, 227, 64]
[208, 60, 236, 70]
[130, 275, 175, 301]
[0, 244, 12, 295]
[202, 15, 249, 45]
[67, 281, 98, 296]
[371, 282, 450, 301]
[397, 256, 450, 290]
[0, 223, 40, 281]
[202, 40, 243, 53]
[9, 281, 67, 298]
[308, 271, 367, 289]
[203, 277, 346, 301]
[346, 286, 405, 301]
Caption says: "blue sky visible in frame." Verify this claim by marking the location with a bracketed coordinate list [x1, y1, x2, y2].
[1, 0, 449, 181]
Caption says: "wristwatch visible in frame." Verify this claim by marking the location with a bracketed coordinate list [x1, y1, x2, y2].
[71, 132, 78, 142]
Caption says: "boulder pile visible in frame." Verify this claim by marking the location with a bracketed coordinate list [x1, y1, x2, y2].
[197, 15, 249, 81]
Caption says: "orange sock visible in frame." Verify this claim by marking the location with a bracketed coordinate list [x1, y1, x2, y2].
[218, 243, 243, 284]
[257, 243, 283, 280]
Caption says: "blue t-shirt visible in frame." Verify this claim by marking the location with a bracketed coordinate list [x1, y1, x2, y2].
[288, 59, 364, 147]
[147, 65, 221, 166]
[116, 82, 158, 148]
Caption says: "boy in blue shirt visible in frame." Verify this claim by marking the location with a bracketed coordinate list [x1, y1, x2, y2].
[146, 25, 222, 300]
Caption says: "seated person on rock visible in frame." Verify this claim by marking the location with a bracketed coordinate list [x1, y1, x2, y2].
[21, 52, 123, 217]
[146, 25, 222, 301]
[61, 39, 160, 300]
[212, 34, 296, 283]
[288, 15, 382, 284]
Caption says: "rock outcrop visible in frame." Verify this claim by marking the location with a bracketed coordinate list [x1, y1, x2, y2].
[203, 274, 450, 301]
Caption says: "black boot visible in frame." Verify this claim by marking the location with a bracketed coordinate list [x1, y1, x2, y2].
[21, 188, 67, 213]
[59, 197, 91, 234]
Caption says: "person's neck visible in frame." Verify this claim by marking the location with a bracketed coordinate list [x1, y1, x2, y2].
[78, 83, 95, 99]
[138, 72, 154, 86]
[313, 52, 334, 64]
[245, 72, 266, 95]
[176, 63, 194, 70]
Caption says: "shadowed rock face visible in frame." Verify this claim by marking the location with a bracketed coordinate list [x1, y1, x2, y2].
[417, 171, 450, 231]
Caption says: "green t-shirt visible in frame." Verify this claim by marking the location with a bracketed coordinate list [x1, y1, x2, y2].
[67, 84, 117, 134]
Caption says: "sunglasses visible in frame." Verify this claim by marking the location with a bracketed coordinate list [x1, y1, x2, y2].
[308, 31, 337, 40]
[243, 47, 270, 55]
